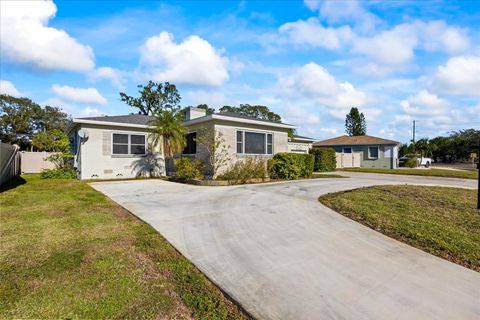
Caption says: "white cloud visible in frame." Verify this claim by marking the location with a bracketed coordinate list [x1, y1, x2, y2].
[430, 55, 480, 97]
[400, 90, 449, 117]
[0, 80, 22, 97]
[0, 0, 95, 72]
[138, 31, 229, 86]
[278, 18, 354, 49]
[306, 0, 380, 33]
[278, 62, 367, 110]
[352, 20, 470, 74]
[52, 84, 107, 105]
[89, 67, 126, 90]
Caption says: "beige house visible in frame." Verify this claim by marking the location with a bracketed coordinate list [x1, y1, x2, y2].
[67, 108, 296, 179]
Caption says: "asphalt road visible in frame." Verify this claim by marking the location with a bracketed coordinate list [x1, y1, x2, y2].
[91, 173, 479, 320]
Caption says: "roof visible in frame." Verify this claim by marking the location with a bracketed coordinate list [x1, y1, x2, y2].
[313, 135, 399, 146]
[291, 134, 315, 142]
[76, 114, 155, 125]
[70, 111, 296, 132]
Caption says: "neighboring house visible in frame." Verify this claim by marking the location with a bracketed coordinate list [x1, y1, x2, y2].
[313, 135, 399, 169]
[287, 135, 315, 154]
[67, 108, 295, 179]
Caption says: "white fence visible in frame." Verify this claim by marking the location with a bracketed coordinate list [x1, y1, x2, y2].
[336, 152, 361, 168]
[0, 142, 21, 186]
[20, 151, 56, 173]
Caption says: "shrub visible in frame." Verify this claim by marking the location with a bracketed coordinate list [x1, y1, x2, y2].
[406, 157, 418, 168]
[40, 168, 77, 179]
[217, 157, 267, 184]
[309, 148, 336, 172]
[268, 153, 314, 180]
[175, 157, 203, 181]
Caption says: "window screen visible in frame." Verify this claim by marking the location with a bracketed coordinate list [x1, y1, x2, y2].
[368, 146, 379, 158]
[112, 134, 129, 154]
[183, 132, 197, 154]
[245, 132, 266, 154]
[236, 131, 243, 153]
[267, 134, 273, 154]
[343, 147, 352, 153]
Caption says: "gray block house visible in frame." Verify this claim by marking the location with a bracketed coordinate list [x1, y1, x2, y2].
[313, 135, 400, 169]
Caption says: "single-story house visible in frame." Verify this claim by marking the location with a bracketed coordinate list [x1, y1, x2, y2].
[287, 135, 316, 154]
[67, 107, 296, 179]
[313, 135, 399, 169]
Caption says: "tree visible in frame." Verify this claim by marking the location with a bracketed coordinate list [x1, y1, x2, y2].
[32, 129, 70, 152]
[195, 127, 232, 177]
[345, 107, 366, 136]
[148, 109, 187, 173]
[40, 105, 70, 132]
[219, 104, 281, 122]
[120, 81, 181, 115]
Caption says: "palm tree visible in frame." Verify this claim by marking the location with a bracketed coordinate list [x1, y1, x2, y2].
[148, 109, 187, 174]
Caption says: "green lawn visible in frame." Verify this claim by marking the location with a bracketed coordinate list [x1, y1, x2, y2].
[319, 185, 479, 271]
[0, 175, 249, 319]
[341, 167, 478, 180]
[311, 173, 347, 179]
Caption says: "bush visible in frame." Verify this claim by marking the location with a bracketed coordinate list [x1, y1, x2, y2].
[406, 157, 418, 168]
[268, 153, 314, 180]
[40, 168, 77, 179]
[175, 157, 203, 181]
[217, 157, 267, 184]
[309, 148, 336, 172]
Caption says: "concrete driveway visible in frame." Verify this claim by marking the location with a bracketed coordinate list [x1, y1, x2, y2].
[91, 173, 479, 320]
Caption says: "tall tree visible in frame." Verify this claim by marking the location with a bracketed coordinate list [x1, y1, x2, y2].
[0, 95, 69, 149]
[219, 104, 281, 122]
[148, 109, 187, 173]
[120, 81, 181, 115]
[345, 107, 367, 136]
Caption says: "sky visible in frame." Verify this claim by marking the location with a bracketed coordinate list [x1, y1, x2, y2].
[1, 0, 479, 143]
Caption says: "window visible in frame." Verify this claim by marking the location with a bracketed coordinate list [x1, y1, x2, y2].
[112, 133, 146, 155]
[342, 147, 352, 154]
[368, 146, 379, 159]
[236, 131, 243, 153]
[236, 130, 273, 155]
[183, 132, 197, 154]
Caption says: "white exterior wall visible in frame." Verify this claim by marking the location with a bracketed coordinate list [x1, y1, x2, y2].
[184, 120, 290, 176]
[74, 124, 165, 180]
[287, 141, 312, 154]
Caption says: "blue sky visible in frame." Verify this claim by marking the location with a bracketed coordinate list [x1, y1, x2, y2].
[1, 0, 479, 142]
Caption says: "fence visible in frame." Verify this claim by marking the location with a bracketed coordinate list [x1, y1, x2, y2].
[20, 151, 56, 173]
[0, 142, 21, 186]
[336, 152, 361, 168]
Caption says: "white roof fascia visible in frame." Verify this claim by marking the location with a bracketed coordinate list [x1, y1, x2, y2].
[184, 114, 296, 129]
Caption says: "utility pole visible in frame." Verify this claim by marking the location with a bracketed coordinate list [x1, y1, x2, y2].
[412, 120, 416, 144]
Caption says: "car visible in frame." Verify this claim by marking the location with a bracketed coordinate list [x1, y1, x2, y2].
[399, 155, 432, 167]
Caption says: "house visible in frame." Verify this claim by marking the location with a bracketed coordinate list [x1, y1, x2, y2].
[67, 107, 296, 179]
[313, 135, 399, 169]
[287, 135, 316, 154]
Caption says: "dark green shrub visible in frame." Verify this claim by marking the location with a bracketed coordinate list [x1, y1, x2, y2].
[40, 168, 77, 179]
[269, 153, 314, 180]
[217, 157, 267, 184]
[309, 148, 336, 172]
[175, 157, 203, 181]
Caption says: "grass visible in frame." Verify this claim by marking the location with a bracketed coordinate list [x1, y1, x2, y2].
[312, 173, 347, 179]
[341, 167, 479, 180]
[319, 185, 480, 271]
[0, 175, 249, 319]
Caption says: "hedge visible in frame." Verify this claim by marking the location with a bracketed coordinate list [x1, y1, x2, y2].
[309, 148, 336, 172]
[268, 153, 314, 180]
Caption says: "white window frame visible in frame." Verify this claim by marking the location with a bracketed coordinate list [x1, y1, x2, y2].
[111, 132, 147, 156]
[236, 130, 274, 155]
[368, 146, 379, 159]
[342, 147, 352, 154]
